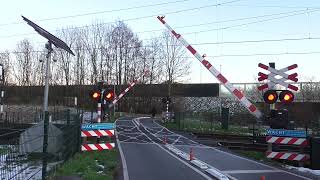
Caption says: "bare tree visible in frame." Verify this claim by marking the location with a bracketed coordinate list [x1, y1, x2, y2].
[13, 39, 35, 86]
[54, 28, 77, 85]
[161, 31, 191, 95]
[0, 50, 12, 84]
[146, 38, 164, 84]
[2, 20, 192, 88]
[110, 21, 143, 85]
[72, 29, 87, 85]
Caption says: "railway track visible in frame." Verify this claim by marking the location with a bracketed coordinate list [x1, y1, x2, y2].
[192, 132, 310, 153]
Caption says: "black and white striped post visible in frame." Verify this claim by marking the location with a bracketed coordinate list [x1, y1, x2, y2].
[0, 64, 4, 119]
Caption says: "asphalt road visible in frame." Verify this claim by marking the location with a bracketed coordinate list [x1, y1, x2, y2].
[115, 117, 211, 180]
[116, 117, 315, 180]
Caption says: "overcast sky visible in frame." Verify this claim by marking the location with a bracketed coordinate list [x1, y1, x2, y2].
[0, 0, 319, 84]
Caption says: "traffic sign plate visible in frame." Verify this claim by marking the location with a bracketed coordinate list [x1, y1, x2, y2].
[81, 123, 115, 130]
[266, 128, 306, 138]
[257, 63, 298, 91]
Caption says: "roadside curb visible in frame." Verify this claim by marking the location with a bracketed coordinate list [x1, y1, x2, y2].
[165, 144, 229, 180]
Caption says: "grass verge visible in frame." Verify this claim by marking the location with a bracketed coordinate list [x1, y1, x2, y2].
[50, 149, 119, 180]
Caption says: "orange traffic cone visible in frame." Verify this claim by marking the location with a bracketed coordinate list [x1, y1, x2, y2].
[260, 176, 266, 180]
[163, 136, 167, 144]
[189, 147, 194, 161]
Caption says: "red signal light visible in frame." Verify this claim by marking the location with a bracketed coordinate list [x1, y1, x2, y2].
[267, 94, 276, 101]
[279, 90, 294, 104]
[104, 90, 114, 102]
[263, 90, 278, 104]
[106, 92, 113, 99]
[91, 91, 101, 101]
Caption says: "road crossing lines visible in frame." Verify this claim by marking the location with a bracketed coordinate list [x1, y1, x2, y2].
[116, 121, 152, 144]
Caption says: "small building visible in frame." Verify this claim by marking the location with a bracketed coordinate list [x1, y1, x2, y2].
[19, 121, 63, 155]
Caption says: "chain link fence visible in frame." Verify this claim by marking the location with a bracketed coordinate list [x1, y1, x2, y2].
[170, 110, 320, 137]
[0, 107, 81, 180]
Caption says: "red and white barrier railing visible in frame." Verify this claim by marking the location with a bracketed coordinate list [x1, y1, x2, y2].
[108, 70, 149, 108]
[266, 151, 309, 161]
[157, 16, 262, 119]
[81, 130, 114, 137]
[266, 136, 308, 146]
[81, 143, 115, 151]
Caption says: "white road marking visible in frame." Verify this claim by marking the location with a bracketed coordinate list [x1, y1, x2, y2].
[223, 169, 282, 174]
[172, 136, 182, 145]
[119, 142, 155, 145]
[115, 119, 129, 180]
[154, 128, 165, 135]
[173, 144, 208, 148]
[134, 117, 214, 180]
[152, 119, 199, 144]
[210, 147, 313, 180]
[117, 132, 144, 135]
[138, 117, 314, 180]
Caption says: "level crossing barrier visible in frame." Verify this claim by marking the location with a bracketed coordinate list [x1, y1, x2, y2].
[80, 123, 115, 151]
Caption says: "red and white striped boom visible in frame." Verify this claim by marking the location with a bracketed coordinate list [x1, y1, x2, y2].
[108, 70, 149, 108]
[157, 16, 262, 119]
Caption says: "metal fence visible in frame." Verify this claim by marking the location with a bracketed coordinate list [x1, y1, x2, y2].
[0, 107, 81, 180]
[173, 111, 320, 136]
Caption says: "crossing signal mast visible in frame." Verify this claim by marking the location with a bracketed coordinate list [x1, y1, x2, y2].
[90, 70, 149, 122]
[90, 83, 115, 122]
[258, 63, 298, 129]
[91, 88, 115, 103]
[263, 90, 294, 105]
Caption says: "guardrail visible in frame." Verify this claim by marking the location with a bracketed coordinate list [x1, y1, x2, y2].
[0, 109, 81, 180]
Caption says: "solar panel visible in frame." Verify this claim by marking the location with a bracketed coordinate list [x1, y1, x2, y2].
[22, 16, 75, 56]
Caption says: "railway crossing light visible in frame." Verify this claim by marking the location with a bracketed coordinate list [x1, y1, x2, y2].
[263, 90, 278, 104]
[91, 91, 101, 101]
[279, 90, 294, 104]
[263, 90, 294, 104]
[104, 89, 114, 103]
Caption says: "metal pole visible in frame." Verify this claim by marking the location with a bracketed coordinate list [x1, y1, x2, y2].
[42, 42, 52, 180]
[113, 84, 115, 115]
[43, 42, 52, 112]
[269, 62, 275, 110]
[0, 64, 4, 120]
[97, 102, 101, 123]
[0, 64, 4, 119]
[166, 100, 169, 123]
[219, 65, 222, 116]
[42, 111, 49, 180]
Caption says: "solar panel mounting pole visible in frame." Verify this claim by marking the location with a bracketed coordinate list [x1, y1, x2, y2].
[43, 41, 53, 112]
[22, 16, 75, 180]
